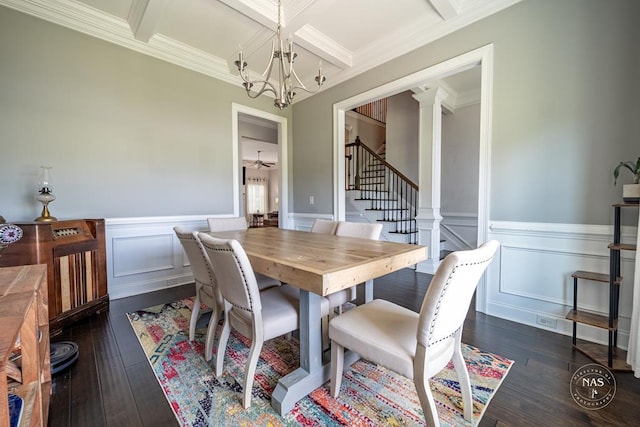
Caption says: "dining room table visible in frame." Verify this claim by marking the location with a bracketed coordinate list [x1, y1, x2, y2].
[206, 226, 427, 415]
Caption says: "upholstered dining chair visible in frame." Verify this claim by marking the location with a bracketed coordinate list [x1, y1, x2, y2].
[327, 221, 383, 314]
[310, 218, 339, 234]
[207, 216, 281, 290]
[329, 240, 500, 427]
[173, 226, 222, 361]
[198, 233, 329, 409]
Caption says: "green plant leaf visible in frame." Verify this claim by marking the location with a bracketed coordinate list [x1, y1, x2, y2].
[613, 158, 640, 185]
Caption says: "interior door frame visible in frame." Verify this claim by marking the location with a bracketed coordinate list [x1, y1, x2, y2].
[332, 44, 494, 312]
[232, 103, 289, 229]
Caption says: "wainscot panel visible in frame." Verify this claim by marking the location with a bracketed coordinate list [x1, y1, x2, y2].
[105, 215, 231, 299]
[486, 221, 637, 350]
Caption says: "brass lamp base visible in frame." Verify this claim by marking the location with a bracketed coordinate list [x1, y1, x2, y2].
[35, 204, 57, 222]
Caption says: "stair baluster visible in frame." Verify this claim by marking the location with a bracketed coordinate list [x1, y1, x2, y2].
[345, 137, 418, 244]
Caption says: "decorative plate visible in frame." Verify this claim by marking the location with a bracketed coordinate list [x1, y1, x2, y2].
[0, 224, 23, 245]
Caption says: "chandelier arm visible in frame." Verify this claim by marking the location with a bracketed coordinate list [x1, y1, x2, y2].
[289, 67, 322, 94]
[244, 80, 278, 99]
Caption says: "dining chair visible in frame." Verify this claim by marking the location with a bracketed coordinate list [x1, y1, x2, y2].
[310, 218, 339, 234]
[173, 226, 222, 361]
[207, 216, 281, 290]
[329, 240, 500, 427]
[328, 221, 383, 314]
[198, 233, 311, 408]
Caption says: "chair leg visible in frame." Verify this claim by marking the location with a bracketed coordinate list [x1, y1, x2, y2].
[330, 340, 344, 398]
[242, 333, 264, 409]
[415, 376, 439, 427]
[215, 313, 231, 377]
[204, 305, 219, 362]
[414, 345, 439, 427]
[189, 287, 201, 341]
[453, 333, 473, 422]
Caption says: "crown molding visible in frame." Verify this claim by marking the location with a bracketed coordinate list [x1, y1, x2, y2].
[0, 0, 241, 87]
[0, 0, 521, 104]
[323, 0, 522, 91]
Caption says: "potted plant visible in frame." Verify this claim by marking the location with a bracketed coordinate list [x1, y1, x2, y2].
[613, 157, 640, 203]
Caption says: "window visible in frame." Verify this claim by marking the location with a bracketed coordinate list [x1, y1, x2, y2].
[246, 177, 268, 214]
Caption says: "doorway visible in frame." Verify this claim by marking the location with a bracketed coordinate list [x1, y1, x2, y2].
[332, 44, 494, 311]
[232, 103, 289, 228]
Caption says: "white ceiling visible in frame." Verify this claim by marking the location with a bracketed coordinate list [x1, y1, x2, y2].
[242, 137, 278, 165]
[0, 0, 521, 105]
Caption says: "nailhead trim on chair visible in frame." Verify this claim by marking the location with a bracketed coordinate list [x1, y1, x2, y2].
[204, 243, 255, 313]
[427, 257, 493, 346]
[175, 231, 218, 295]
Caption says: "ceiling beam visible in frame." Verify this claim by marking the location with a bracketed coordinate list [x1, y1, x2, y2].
[428, 0, 459, 20]
[222, 0, 351, 71]
[127, 0, 170, 42]
[285, 0, 351, 68]
[218, 0, 277, 28]
[294, 25, 352, 69]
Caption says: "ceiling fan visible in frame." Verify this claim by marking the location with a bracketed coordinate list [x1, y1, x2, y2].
[245, 150, 276, 169]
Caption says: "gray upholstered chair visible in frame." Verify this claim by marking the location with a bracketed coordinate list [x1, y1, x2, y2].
[327, 221, 383, 314]
[329, 240, 500, 427]
[198, 233, 329, 408]
[207, 216, 281, 290]
[207, 216, 249, 232]
[310, 218, 339, 234]
[173, 226, 222, 362]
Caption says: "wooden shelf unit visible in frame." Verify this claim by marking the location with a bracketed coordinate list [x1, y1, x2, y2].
[0, 265, 51, 427]
[566, 204, 638, 371]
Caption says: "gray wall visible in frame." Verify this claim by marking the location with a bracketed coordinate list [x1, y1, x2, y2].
[345, 112, 385, 149]
[442, 104, 480, 215]
[0, 6, 291, 222]
[386, 91, 419, 184]
[292, 0, 640, 224]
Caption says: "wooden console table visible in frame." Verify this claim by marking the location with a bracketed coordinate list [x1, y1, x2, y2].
[0, 265, 51, 427]
[0, 219, 109, 334]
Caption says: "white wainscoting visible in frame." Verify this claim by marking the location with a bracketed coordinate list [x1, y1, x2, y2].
[287, 212, 336, 231]
[106, 213, 334, 299]
[486, 221, 637, 350]
[105, 215, 232, 299]
[441, 212, 478, 251]
[105, 214, 637, 352]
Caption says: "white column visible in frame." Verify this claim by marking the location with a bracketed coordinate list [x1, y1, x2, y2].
[412, 87, 449, 274]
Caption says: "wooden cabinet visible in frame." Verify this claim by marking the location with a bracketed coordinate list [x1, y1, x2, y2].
[566, 203, 638, 370]
[0, 265, 51, 427]
[0, 219, 108, 335]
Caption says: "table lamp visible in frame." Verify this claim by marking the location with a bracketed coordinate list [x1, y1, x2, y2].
[35, 166, 57, 222]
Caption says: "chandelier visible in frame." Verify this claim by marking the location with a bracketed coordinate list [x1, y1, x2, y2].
[235, 0, 326, 109]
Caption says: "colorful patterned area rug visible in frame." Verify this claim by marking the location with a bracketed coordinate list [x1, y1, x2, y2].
[127, 298, 513, 427]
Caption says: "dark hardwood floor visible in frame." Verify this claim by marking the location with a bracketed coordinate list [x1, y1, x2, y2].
[48, 269, 640, 426]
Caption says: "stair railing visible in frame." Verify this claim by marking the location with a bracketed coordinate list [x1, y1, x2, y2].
[345, 137, 418, 243]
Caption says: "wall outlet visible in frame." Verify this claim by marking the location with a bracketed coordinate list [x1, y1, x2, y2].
[309, 195, 314, 205]
[536, 315, 557, 329]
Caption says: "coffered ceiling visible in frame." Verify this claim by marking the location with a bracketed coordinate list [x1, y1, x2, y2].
[1, 0, 520, 103]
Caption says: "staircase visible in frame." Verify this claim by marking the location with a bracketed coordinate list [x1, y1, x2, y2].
[345, 137, 418, 244]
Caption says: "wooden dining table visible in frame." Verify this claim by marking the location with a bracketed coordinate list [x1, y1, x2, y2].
[207, 226, 427, 415]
